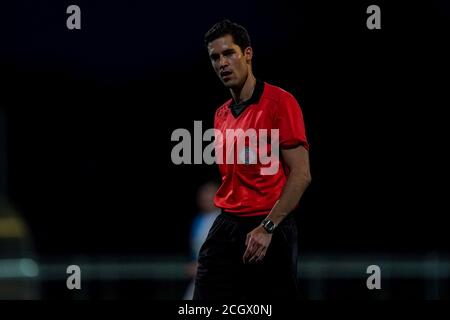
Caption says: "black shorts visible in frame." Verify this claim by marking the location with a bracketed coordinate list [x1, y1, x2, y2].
[193, 211, 299, 300]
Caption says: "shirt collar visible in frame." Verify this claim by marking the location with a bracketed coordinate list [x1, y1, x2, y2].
[228, 79, 265, 118]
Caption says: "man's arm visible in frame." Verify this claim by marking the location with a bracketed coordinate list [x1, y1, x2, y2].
[243, 145, 311, 263]
[265, 145, 311, 225]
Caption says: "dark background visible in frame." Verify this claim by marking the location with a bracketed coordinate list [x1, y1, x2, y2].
[2, 0, 449, 299]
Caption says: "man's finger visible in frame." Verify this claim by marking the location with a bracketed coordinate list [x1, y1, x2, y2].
[243, 247, 251, 263]
[249, 245, 265, 263]
[245, 233, 251, 246]
[243, 238, 256, 263]
[255, 248, 267, 263]
[243, 243, 252, 263]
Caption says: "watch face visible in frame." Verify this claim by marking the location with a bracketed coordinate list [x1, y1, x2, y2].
[263, 219, 275, 233]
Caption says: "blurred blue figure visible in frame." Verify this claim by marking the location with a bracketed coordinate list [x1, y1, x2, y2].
[183, 181, 220, 300]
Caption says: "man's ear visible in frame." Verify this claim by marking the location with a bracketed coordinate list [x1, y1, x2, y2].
[244, 47, 253, 63]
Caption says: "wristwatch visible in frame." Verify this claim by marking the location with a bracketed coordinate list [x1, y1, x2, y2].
[261, 218, 276, 234]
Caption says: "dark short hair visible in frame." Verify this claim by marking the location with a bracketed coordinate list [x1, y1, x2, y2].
[204, 19, 251, 53]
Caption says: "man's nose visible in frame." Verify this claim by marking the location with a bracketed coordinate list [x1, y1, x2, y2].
[219, 55, 228, 69]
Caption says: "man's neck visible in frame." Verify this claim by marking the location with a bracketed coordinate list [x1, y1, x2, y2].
[230, 74, 256, 104]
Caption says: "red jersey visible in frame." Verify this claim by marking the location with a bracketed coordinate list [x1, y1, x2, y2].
[214, 80, 309, 216]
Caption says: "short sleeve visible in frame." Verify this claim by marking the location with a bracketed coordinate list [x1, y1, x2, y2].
[276, 93, 309, 150]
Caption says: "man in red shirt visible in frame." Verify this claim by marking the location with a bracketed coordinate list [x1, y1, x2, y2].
[193, 20, 311, 300]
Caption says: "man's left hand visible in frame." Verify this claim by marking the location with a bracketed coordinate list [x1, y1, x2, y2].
[243, 225, 273, 264]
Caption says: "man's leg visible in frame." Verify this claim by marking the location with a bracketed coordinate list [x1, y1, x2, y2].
[243, 216, 299, 300]
[193, 214, 243, 300]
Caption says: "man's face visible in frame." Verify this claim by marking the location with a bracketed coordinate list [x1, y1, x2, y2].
[207, 35, 252, 88]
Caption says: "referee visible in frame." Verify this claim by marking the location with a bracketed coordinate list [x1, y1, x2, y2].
[193, 20, 311, 300]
